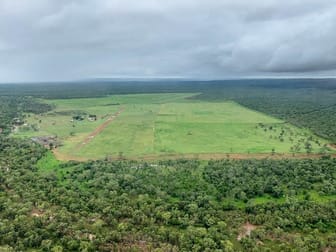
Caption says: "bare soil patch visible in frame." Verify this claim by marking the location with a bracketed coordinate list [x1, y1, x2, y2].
[237, 222, 259, 241]
[31, 208, 44, 217]
[328, 143, 336, 150]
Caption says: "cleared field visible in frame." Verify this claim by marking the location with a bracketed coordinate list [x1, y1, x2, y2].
[15, 93, 333, 160]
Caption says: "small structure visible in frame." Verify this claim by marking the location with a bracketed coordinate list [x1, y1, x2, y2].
[31, 136, 60, 149]
[12, 118, 24, 126]
[88, 114, 97, 121]
[72, 115, 84, 121]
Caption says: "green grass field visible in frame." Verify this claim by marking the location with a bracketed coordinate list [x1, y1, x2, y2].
[15, 93, 332, 160]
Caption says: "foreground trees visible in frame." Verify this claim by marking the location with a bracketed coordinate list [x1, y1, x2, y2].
[0, 137, 336, 251]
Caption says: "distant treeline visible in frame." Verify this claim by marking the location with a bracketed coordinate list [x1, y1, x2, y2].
[0, 78, 335, 98]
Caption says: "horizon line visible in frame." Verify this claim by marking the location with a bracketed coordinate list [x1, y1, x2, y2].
[0, 76, 336, 85]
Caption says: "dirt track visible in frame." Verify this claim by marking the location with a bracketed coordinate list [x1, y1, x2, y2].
[76, 107, 124, 150]
[53, 107, 124, 161]
[53, 151, 336, 162]
[52, 149, 88, 162]
[128, 152, 336, 161]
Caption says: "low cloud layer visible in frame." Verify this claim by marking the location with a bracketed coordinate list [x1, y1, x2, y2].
[1, 0, 336, 82]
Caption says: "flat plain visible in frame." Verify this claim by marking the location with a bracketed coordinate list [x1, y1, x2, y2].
[15, 93, 333, 160]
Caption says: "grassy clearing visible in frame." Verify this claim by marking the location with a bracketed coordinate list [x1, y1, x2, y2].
[15, 93, 333, 160]
[36, 152, 61, 172]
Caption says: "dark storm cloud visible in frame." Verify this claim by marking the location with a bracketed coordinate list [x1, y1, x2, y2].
[0, 0, 336, 82]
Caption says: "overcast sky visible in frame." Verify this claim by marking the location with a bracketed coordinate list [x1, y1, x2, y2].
[1, 0, 336, 82]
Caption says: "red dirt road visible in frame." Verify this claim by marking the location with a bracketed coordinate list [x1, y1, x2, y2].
[53, 151, 336, 162]
[76, 107, 124, 150]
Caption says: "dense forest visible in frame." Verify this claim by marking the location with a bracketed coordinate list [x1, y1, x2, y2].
[1, 137, 336, 251]
[1, 80, 336, 251]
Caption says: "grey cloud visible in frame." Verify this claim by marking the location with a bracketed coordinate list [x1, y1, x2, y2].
[0, 0, 336, 82]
